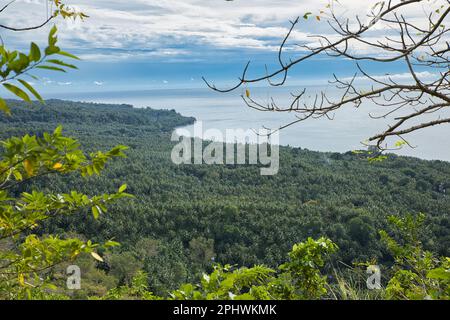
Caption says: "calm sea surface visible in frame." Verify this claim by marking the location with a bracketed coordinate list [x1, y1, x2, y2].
[46, 86, 450, 162]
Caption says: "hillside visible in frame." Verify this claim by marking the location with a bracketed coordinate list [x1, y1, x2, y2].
[1, 99, 449, 294]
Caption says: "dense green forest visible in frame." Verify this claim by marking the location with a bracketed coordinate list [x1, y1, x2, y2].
[1, 99, 449, 297]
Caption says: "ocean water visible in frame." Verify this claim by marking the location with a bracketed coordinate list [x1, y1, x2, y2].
[46, 86, 450, 162]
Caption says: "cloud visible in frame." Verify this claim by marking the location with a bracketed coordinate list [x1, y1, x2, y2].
[2, 0, 448, 63]
[42, 78, 53, 85]
[94, 81, 104, 86]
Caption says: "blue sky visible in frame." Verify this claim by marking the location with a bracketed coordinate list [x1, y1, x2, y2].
[1, 0, 444, 93]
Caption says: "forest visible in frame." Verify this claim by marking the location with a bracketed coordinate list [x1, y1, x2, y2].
[0, 99, 448, 299]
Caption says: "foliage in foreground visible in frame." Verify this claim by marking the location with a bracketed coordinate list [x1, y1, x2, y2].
[381, 214, 449, 300]
[1, 100, 449, 295]
[0, 126, 131, 299]
[96, 214, 448, 300]
[0, 7, 136, 299]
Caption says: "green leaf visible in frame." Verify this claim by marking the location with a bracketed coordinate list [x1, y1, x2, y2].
[23, 159, 34, 176]
[427, 268, 450, 280]
[303, 12, 312, 19]
[394, 140, 407, 148]
[3, 83, 31, 103]
[49, 25, 57, 38]
[104, 240, 120, 248]
[36, 65, 66, 72]
[53, 125, 63, 135]
[119, 184, 127, 193]
[48, 25, 58, 46]
[13, 170, 23, 181]
[368, 155, 388, 163]
[29, 42, 41, 62]
[0, 97, 11, 115]
[17, 79, 44, 103]
[8, 53, 30, 73]
[46, 59, 77, 69]
[57, 51, 80, 60]
[44, 46, 61, 55]
[91, 205, 101, 219]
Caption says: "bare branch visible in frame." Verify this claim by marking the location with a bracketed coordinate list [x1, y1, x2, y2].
[205, 0, 450, 151]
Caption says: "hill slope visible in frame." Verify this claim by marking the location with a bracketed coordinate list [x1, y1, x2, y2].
[1, 99, 449, 293]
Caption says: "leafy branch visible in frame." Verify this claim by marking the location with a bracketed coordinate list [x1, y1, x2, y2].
[0, 26, 79, 114]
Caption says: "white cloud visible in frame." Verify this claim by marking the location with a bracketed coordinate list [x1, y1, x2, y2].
[94, 81, 104, 86]
[2, 0, 448, 62]
[42, 78, 53, 85]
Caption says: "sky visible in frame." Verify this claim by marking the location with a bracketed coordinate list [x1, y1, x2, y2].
[1, 0, 447, 93]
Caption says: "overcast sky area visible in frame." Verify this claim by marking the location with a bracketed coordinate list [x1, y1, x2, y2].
[1, 0, 447, 93]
